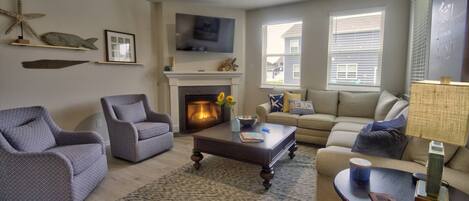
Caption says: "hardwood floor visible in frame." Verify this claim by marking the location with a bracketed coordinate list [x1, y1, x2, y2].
[87, 134, 194, 201]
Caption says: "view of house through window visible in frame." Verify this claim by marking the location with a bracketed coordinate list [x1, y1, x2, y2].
[327, 9, 385, 90]
[262, 21, 302, 87]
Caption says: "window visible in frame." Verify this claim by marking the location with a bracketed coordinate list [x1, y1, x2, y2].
[293, 64, 300, 79]
[337, 64, 358, 80]
[327, 8, 385, 91]
[262, 21, 302, 87]
[290, 39, 300, 53]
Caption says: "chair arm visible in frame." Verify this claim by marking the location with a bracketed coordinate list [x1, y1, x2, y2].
[108, 119, 139, 143]
[147, 111, 173, 132]
[256, 102, 271, 123]
[56, 131, 106, 153]
[0, 151, 74, 200]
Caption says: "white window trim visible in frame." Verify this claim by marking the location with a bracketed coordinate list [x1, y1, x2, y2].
[326, 7, 385, 92]
[290, 39, 300, 54]
[293, 64, 300, 80]
[261, 21, 302, 88]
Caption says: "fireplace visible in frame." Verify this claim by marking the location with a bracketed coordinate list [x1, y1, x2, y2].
[185, 94, 223, 131]
[179, 86, 231, 133]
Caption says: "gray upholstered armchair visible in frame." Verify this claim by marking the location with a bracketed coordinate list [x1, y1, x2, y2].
[0, 106, 107, 201]
[101, 94, 173, 162]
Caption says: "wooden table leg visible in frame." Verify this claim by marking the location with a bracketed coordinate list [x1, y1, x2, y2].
[191, 150, 203, 170]
[260, 166, 274, 190]
[289, 142, 298, 159]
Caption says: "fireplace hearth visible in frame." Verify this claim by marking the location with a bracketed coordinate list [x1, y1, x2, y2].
[179, 86, 231, 133]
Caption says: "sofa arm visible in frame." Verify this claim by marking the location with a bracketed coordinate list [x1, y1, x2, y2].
[56, 131, 105, 153]
[256, 102, 271, 123]
[317, 146, 426, 177]
[0, 151, 74, 200]
[147, 111, 173, 132]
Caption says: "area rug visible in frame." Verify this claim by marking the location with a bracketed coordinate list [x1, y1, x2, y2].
[119, 145, 317, 201]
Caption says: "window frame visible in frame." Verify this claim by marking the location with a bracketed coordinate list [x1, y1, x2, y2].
[261, 21, 303, 89]
[290, 39, 300, 54]
[326, 7, 385, 92]
[336, 63, 358, 80]
[292, 64, 301, 80]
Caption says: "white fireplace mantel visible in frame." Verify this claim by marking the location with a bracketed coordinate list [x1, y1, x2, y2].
[164, 71, 243, 132]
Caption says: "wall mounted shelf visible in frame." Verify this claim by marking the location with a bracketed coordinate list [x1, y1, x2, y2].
[9, 43, 90, 51]
[95, 61, 143, 66]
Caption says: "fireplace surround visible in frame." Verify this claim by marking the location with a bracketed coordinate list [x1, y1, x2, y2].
[164, 71, 243, 133]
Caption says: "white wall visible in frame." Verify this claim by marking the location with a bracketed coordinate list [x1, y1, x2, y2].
[0, 0, 157, 142]
[154, 1, 246, 114]
[244, 0, 410, 114]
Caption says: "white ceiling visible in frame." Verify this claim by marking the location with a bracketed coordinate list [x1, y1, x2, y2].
[151, 0, 308, 10]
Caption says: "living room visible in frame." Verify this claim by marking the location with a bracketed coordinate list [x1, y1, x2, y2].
[1, 0, 469, 200]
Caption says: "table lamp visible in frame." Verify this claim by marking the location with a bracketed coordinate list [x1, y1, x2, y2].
[406, 80, 469, 200]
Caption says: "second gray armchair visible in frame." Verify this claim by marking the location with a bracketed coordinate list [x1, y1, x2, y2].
[101, 94, 173, 162]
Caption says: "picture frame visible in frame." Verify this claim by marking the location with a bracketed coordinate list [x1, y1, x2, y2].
[104, 30, 136, 63]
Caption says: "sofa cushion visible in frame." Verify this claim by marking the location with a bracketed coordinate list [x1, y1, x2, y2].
[335, 116, 374, 124]
[374, 91, 398, 120]
[2, 117, 56, 152]
[384, 100, 409, 121]
[113, 101, 147, 123]
[402, 137, 459, 165]
[332, 122, 367, 132]
[283, 91, 302, 113]
[443, 167, 469, 195]
[338, 91, 380, 118]
[272, 88, 307, 100]
[307, 89, 339, 115]
[448, 147, 469, 173]
[267, 112, 299, 126]
[134, 122, 170, 140]
[289, 100, 315, 115]
[298, 114, 336, 130]
[269, 94, 284, 112]
[46, 144, 102, 175]
[326, 130, 359, 148]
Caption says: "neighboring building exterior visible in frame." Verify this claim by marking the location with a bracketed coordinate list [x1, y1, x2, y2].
[279, 14, 382, 86]
[282, 24, 302, 85]
[328, 13, 383, 86]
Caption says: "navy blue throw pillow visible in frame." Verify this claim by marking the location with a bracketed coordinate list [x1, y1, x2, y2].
[352, 127, 408, 159]
[269, 94, 284, 112]
[372, 115, 406, 131]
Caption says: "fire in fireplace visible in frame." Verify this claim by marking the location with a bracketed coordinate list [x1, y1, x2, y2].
[184, 94, 227, 132]
[187, 100, 220, 126]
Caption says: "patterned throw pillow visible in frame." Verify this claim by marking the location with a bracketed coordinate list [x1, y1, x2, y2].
[289, 100, 315, 115]
[2, 117, 56, 152]
[113, 101, 147, 123]
[283, 91, 302, 113]
[269, 94, 284, 112]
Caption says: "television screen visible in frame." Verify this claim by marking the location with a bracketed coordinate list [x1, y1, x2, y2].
[176, 13, 235, 53]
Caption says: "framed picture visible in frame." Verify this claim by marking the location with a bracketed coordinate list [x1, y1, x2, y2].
[105, 30, 136, 63]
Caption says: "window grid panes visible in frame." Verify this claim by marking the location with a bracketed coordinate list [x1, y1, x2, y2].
[262, 21, 302, 87]
[327, 9, 385, 88]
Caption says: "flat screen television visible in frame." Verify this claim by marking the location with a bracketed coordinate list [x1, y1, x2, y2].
[176, 13, 235, 53]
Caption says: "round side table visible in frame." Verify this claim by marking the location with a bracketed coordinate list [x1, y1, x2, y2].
[333, 167, 469, 201]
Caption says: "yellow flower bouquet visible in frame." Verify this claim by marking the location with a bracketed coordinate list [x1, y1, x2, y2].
[216, 92, 236, 109]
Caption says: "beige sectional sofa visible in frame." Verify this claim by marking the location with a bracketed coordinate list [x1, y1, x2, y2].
[256, 89, 469, 200]
[256, 89, 395, 145]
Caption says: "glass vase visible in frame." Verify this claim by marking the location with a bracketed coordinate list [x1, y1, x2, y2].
[231, 118, 240, 133]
